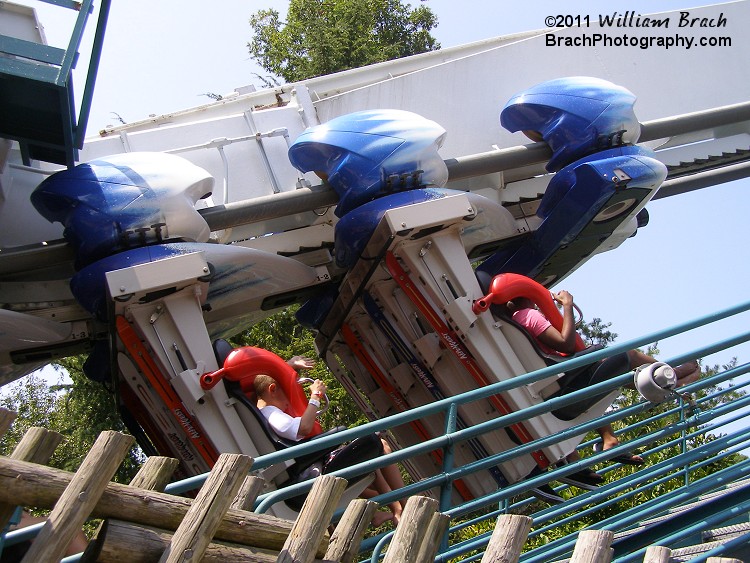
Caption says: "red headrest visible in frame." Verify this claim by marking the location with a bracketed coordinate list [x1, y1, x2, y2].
[474, 273, 585, 352]
[202, 346, 322, 437]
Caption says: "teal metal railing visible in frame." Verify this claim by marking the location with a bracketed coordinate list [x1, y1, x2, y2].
[0, 0, 111, 166]
[442, 391, 750, 562]
[194, 299, 750, 561]
[5, 299, 750, 561]
[247, 299, 750, 560]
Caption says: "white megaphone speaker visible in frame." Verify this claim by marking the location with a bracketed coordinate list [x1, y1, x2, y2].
[633, 361, 678, 402]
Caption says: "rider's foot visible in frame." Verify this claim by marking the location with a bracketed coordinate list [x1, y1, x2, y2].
[674, 360, 700, 386]
[559, 468, 604, 490]
[531, 483, 565, 504]
[372, 511, 394, 527]
[594, 442, 645, 465]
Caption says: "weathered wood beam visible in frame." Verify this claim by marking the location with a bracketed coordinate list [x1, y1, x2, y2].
[0, 456, 321, 554]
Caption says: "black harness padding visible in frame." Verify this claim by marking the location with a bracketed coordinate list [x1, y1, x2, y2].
[550, 351, 630, 420]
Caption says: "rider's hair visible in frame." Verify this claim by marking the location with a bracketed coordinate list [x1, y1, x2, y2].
[252, 373, 276, 399]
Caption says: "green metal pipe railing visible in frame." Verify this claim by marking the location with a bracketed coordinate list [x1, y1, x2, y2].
[521, 442, 750, 562]
[167, 300, 750, 529]
[396, 381, 750, 562]
[359, 336, 750, 558]
[445, 446, 750, 563]
[458, 456, 750, 563]
[690, 528, 750, 562]
[74, 0, 112, 147]
[444, 407, 750, 562]
[613, 484, 750, 562]
[528, 444, 750, 547]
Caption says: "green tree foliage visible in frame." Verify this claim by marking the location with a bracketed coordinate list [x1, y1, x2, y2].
[248, 0, 440, 82]
[0, 361, 143, 484]
[579, 317, 618, 347]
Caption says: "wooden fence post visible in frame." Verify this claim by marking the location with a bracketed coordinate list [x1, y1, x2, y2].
[417, 511, 452, 563]
[84, 519, 279, 563]
[324, 498, 378, 563]
[480, 514, 533, 563]
[0, 426, 63, 529]
[643, 545, 672, 563]
[230, 475, 266, 512]
[0, 408, 16, 438]
[277, 474, 347, 563]
[706, 557, 744, 563]
[569, 530, 614, 563]
[382, 496, 438, 563]
[82, 456, 180, 562]
[129, 456, 180, 492]
[20, 430, 134, 563]
[159, 453, 254, 563]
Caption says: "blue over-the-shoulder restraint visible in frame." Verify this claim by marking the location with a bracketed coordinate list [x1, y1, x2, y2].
[476, 146, 666, 284]
[288, 109, 448, 217]
[30, 152, 213, 269]
[500, 76, 641, 172]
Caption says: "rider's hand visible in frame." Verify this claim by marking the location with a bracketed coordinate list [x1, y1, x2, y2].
[288, 355, 316, 371]
[553, 290, 574, 307]
[310, 379, 327, 397]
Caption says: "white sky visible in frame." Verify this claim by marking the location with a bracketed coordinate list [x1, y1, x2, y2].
[20, 0, 750, 373]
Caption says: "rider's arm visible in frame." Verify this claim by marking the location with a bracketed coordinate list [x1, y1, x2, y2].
[297, 379, 326, 438]
[536, 291, 578, 354]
